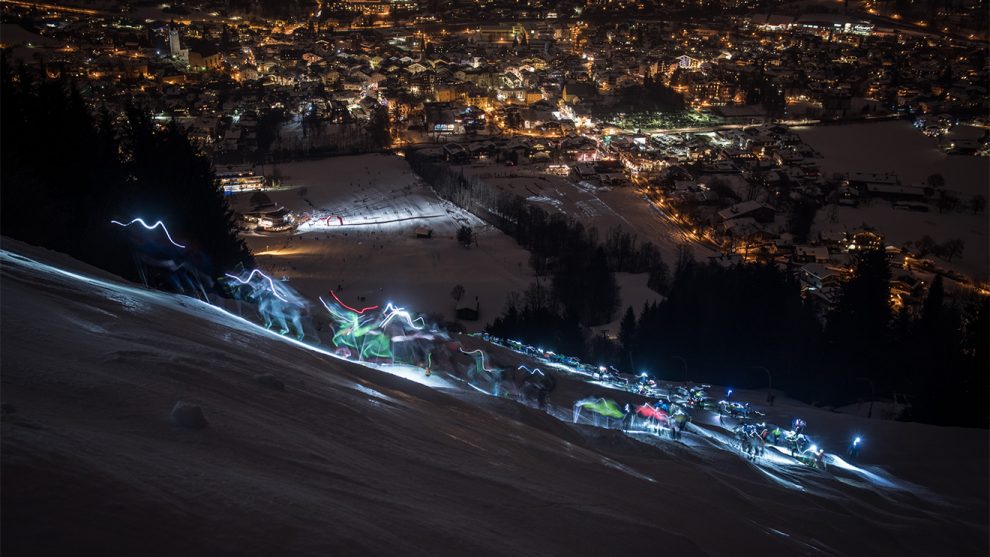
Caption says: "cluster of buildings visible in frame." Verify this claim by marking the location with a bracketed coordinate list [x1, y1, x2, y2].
[418, 114, 984, 317]
[4, 0, 986, 153]
[2, 0, 986, 309]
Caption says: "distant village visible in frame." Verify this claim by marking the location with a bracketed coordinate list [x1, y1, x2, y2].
[3, 0, 987, 318]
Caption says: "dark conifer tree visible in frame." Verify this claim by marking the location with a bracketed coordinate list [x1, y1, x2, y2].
[618, 306, 637, 369]
[1, 59, 251, 287]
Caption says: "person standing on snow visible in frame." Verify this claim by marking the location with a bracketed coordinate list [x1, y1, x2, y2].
[814, 448, 826, 469]
[672, 411, 689, 440]
[847, 437, 862, 459]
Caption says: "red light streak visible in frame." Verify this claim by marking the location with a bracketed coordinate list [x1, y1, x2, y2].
[329, 290, 378, 314]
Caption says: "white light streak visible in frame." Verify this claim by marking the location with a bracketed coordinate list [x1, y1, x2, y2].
[224, 269, 290, 302]
[110, 218, 186, 248]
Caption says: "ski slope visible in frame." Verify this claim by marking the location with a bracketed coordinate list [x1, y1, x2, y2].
[1, 238, 986, 556]
[231, 154, 535, 331]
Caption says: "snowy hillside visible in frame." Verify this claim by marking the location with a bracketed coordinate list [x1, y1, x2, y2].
[1, 238, 986, 556]
[231, 154, 684, 331]
[231, 154, 535, 330]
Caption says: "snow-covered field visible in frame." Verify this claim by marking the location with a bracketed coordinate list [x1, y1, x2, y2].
[462, 167, 630, 230]
[2, 238, 987, 556]
[799, 121, 989, 278]
[230, 154, 535, 330]
[231, 155, 669, 331]
[797, 120, 989, 196]
[814, 202, 989, 278]
[460, 163, 715, 266]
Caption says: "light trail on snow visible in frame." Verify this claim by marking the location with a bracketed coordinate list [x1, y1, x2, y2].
[110, 218, 187, 248]
[0, 249, 445, 389]
[459, 348, 496, 373]
[755, 466, 806, 492]
[517, 365, 545, 376]
[0, 248, 929, 498]
[329, 290, 379, 314]
[224, 269, 291, 302]
[827, 454, 900, 489]
[380, 303, 426, 329]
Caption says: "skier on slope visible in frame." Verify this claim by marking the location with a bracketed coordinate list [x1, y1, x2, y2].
[671, 410, 689, 440]
[768, 425, 783, 445]
[792, 418, 807, 435]
[754, 430, 766, 458]
[813, 448, 826, 470]
[847, 436, 862, 459]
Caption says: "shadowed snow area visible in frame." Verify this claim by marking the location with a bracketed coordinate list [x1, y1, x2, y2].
[1, 238, 986, 556]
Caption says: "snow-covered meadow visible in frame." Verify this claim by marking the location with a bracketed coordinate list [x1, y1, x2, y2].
[230, 154, 674, 332]
[459, 163, 714, 266]
[229, 154, 535, 330]
[799, 121, 989, 278]
[797, 120, 988, 196]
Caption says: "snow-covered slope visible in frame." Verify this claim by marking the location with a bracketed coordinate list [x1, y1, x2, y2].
[231, 154, 536, 331]
[1, 238, 986, 556]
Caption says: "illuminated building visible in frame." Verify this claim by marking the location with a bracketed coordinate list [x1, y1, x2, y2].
[217, 166, 266, 193]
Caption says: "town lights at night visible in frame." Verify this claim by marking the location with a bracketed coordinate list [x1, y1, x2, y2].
[2, 0, 987, 554]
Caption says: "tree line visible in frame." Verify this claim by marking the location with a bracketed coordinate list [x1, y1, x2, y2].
[406, 149, 671, 328]
[1, 58, 251, 287]
[574, 244, 987, 427]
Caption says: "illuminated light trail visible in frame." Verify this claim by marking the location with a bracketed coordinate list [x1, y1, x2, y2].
[755, 466, 806, 492]
[827, 454, 900, 489]
[110, 218, 187, 248]
[0, 249, 447, 388]
[517, 365, 545, 376]
[574, 397, 625, 418]
[636, 403, 667, 422]
[459, 348, 496, 373]
[0, 248, 939, 500]
[330, 290, 378, 314]
[572, 397, 625, 426]
[224, 269, 290, 302]
[320, 295, 392, 361]
[380, 303, 426, 329]
[318, 296, 349, 319]
[301, 213, 447, 230]
[463, 380, 493, 395]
